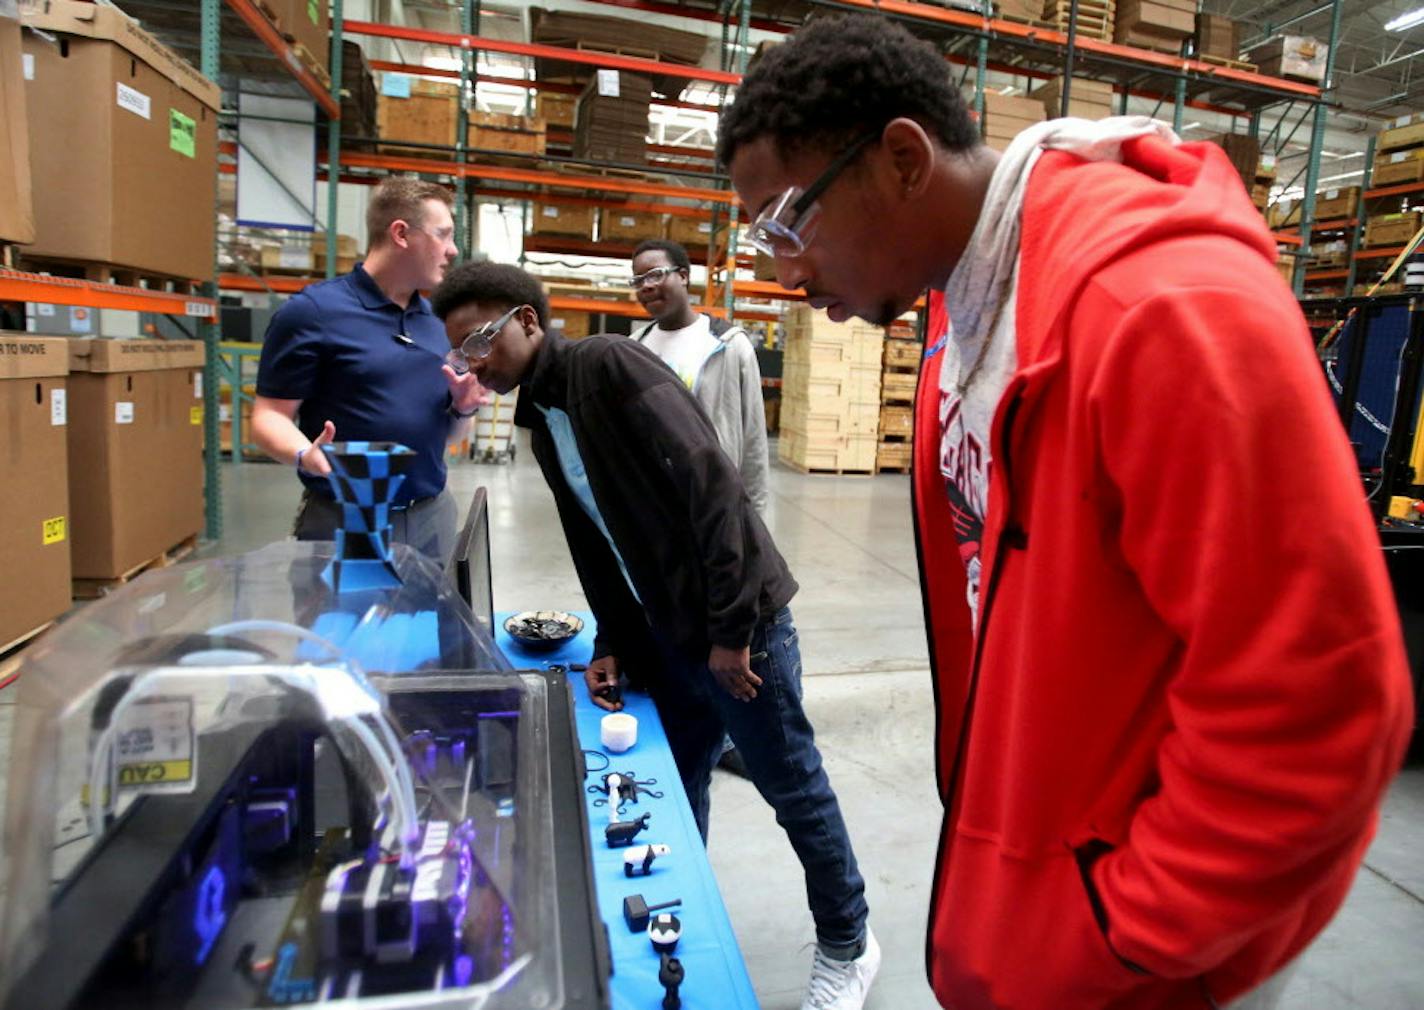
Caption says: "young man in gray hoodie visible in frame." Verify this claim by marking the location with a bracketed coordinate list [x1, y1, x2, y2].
[630, 238, 770, 515]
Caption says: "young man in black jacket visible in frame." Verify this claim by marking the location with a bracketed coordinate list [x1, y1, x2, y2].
[431, 262, 879, 1010]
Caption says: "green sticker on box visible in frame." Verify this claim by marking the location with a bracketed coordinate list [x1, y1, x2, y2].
[169, 109, 196, 158]
[308, 0, 318, 24]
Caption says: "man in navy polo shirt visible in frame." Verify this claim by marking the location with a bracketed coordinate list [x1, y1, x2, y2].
[252, 178, 485, 563]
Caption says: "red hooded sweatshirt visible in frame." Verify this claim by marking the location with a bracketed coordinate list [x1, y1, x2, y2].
[912, 135, 1415, 1009]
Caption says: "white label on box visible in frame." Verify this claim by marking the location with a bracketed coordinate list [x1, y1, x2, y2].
[552, 317, 566, 328]
[698, 222, 712, 234]
[116, 82, 152, 120]
[1326, 188, 1340, 199]
[1393, 152, 1409, 163]
[1395, 114, 1413, 128]
[114, 696, 196, 796]
[22, 53, 33, 81]
[36, 302, 54, 317]
[278, 247, 308, 269]
[219, 404, 231, 422]
[542, 206, 559, 218]
[620, 216, 636, 227]
[193, 372, 203, 398]
[596, 69, 620, 97]
[1260, 154, 1276, 171]
[69, 306, 92, 333]
[116, 401, 135, 424]
[50, 388, 66, 426]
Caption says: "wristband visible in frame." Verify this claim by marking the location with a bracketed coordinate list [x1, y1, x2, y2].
[450, 403, 478, 419]
[295, 447, 307, 474]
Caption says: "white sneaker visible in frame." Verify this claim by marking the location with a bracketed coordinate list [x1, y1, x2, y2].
[801, 927, 881, 1010]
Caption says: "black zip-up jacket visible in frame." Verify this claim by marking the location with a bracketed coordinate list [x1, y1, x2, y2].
[513, 332, 797, 665]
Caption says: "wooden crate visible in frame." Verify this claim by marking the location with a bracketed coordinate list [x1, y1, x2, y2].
[601, 208, 663, 243]
[666, 216, 716, 248]
[1364, 213, 1422, 249]
[884, 339, 924, 369]
[377, 77, 458, 154]
[778, 429, 876, 475]
[782, 396, 878, 437]
[880, 370, 918, 402]
[531, 202, 596, 239]
[550, 309, 591, 338]
[1313, 186, 1359, 221]
[879, 404, 914, 439]
[1372, 147, 1424, 186]
[468, 111, 546, 157]
[876, 440, 913, 473]
[535, 92, 577, 129]
[1379, 115, 1424, 154]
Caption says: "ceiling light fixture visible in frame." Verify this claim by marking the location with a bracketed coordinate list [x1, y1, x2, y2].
[1385, 6, 1424, 31]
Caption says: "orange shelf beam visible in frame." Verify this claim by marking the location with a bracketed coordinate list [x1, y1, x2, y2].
[334, 150, 738, 204]
[1273, 232, 1304, 246]
[224, 0, 338, 118]
[1354, 247, 1407, 261]
[0, 269, 216, 316]
[1304, 269, 1349, 281]
[220, 273, 311, 293]
[1365, 181, 1424, 199]
[344, 19, 741, 86]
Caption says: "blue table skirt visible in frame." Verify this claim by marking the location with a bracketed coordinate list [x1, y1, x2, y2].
[496, 612, 760, 1010]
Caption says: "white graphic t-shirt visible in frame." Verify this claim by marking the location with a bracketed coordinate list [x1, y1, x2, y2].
[640, 314, 720, 391]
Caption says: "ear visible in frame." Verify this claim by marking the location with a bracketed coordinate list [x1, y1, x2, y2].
[519, 304, 540, 335]
[390, 218, 412, 249]
[880, 117, 936, 200]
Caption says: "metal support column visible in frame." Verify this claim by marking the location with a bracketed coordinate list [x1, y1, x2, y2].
[1061, 0, 1080, 117]
[1171, 75, 1186, 134]
[721, 0, 752, 320]
[455, 0, 474, 258]
[1295, 0, 1344, 297]
[325, 0, 344, 279]
[1346, 134, 1377, 294]
[200, 0, 223, 538]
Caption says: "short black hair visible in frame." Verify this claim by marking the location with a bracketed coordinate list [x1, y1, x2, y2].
[431, 261, 550, 330]
[632, 238, 691, 273]
[716, 15, 979, 166]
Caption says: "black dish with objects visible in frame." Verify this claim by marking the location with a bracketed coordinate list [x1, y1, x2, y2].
[504, 610, 585, 651]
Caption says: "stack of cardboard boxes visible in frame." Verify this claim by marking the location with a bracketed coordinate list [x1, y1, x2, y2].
[1030, 76, 1114, 120]
[1194, 14, 1242, 63]
[573, 72, 652, 166]
[980, 91, 1047, 153]
[877, 319, 922, 473]
[1114, 0, 1195, 54]
[778, 306, 882, 474]
[19, 0, 219, 281]
[0, 7, 34, 249]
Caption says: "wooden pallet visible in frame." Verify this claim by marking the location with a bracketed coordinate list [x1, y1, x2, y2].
[881, 391, 915, 406]
[875, 464, 911, 474]
[778, 458, 875, 477]
[15, 254, 203, 295]
[0, 620, 56, 688]
[290, 42, 332, 90]
[1198, 53, 1258, 73]
[72, 535, 199, 600]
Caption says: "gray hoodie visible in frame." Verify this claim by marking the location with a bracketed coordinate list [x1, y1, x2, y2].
[635, 315, 770, 514]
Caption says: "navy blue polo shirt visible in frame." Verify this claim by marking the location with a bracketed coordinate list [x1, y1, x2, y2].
[256, 264, 452, 503]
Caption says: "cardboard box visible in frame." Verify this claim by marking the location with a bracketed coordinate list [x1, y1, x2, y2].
[1313, 186, 1359, 221]
[876, 439, 913, 471]
[1115, 23, 1187, 53]
[1206, 132, 1260, 188]
[535, 92, 577, 129]
[20, 0, 219, 279]
[884, 339, 924, 369]
[1372, 146, 1424, 186]
[1195, 13, 1240, 60]
[65, 339, 205, 580]
[996, 0, 1043, 20]
[601, 208, 663, 243]
[259, 245, 315, 273]
[1364, 212, 1422, 248]
[531, 202, 596, 239]
[276, 0, 329, 79]
[1247, 34, 1327, 82]
[1116, 0, 1195, 37]
[550, 310, 591, 339]
[0, 334, 71, 646]
[312, 233, 359, 275]
[468, 110, 546, 157]
[666, 216, 715, 248]
[879, 404, 914, 438]
[777, 429, 876, 472]
[0, 11, 34, 244]
[377, 76, 458, 153]
[1030, 76, 1114, 119]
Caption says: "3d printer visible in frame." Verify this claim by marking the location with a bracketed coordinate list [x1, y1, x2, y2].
[0, 516, 609, 1008]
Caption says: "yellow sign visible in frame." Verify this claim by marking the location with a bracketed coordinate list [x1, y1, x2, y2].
[190, 405, 203, 425]
[42, 516, 66, 545]
[118, 760, 193, 786]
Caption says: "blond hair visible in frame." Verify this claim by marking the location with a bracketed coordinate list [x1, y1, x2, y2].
[366, 177, 454, 247]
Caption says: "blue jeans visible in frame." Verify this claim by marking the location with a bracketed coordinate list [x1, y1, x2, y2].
[647, 606, 868, 947]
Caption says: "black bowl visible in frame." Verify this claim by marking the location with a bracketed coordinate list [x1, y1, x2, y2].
[504, 610, 585, 652]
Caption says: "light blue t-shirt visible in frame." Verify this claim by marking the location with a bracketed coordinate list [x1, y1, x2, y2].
[537, 405, 642, 604]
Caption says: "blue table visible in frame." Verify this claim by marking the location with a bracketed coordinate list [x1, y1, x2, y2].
[496, 612, 759, 1010]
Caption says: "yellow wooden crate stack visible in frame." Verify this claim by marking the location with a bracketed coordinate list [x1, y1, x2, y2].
[778, 305, 882, 474]
[878, 316, 922, 473]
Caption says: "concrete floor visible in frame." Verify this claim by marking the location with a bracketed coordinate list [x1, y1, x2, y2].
[2, 436, 1421, 1008]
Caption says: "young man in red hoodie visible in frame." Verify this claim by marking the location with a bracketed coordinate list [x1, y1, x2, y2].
[719, 15, 1414, 1010]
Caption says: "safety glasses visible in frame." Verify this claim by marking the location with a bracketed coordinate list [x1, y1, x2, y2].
[630, 265, 681, 289]
[446, 304, 524, 375]
[746, 130, 881, 259]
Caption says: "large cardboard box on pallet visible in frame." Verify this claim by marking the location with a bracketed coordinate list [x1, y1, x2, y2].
[1378, 114, 1424, 155]
[19, 0, 219, 280]
[980, 91, 1046, 152]
[468, 110, 546, 158]
[0, 10, 34, 245]
[65, 339, 205, 581]
[1246, 35, 1327, 83]
[1195, 13, 1241, 60]
[1364, 212, 1422, 249]
[0, 334, 70, 648]
[377, 75, 458, 153]
[1030, 76, 1114, 120]
[1313, 186, 1360, 221]
[601, 208, 663, 243]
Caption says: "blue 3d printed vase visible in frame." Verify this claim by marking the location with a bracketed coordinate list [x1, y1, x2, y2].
[320, 441, 417, 593]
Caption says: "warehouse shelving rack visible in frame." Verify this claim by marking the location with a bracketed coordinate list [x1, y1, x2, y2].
[1, 0, 1343, 533]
